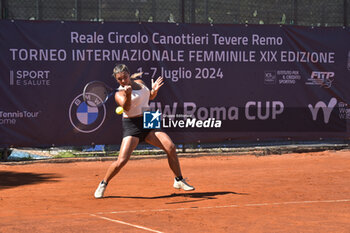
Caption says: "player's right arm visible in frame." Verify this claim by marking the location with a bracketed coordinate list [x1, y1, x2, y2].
[115, 85, 132, 111]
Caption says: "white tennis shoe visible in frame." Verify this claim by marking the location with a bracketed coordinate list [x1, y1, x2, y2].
[94, 180, 107, 199]
[173, 178, 195, 191]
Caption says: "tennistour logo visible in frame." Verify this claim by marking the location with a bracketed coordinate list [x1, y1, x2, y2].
[69, 93, 106, 133]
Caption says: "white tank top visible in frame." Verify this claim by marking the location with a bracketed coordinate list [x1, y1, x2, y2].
[118, 82, 150, 118]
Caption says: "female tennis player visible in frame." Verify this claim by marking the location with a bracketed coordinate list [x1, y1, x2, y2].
[94, 64, 195, 198]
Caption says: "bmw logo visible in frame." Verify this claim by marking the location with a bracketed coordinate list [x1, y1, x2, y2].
[69, 93, 106, 133]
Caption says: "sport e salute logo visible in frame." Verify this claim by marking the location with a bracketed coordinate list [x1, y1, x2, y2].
[308, 98, 337, 124]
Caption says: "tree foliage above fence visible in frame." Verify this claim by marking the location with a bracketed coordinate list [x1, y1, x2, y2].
[1, 0, 349, 26]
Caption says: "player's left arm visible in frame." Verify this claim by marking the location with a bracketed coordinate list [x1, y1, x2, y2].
[149, 77, 164, 100]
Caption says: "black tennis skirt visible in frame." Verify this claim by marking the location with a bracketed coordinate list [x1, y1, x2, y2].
[122, 116, 158, 142]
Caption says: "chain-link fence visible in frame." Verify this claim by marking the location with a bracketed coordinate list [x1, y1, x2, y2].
[1, 0, 349, 26]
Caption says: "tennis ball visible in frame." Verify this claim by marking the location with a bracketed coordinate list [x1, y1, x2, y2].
[115, 106, 124, 115]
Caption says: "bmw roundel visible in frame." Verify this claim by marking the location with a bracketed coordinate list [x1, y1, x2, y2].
[69, 93, 106, 133]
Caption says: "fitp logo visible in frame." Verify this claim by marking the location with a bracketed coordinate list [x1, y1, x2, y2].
[306, 71, 334, 88]
[69, 93, 106, 133]
[143, 110, 161, 129]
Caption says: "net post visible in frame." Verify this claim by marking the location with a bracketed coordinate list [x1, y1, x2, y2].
[180, 0, 185, 23]
[344, 0, 348, 27]
[1, 0, 7, 19]
[293, 0, 298, 25]
[75, 0, 82, 21]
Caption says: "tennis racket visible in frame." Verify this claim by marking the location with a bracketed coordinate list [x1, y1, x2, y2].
[83, 81, 117, 107]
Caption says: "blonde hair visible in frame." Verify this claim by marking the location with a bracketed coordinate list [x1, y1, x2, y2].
[113, 64, 129, 75]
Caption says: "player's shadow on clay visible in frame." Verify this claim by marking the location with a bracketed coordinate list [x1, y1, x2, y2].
[0, 171, 60, 190]
[106, 191, 247, 204]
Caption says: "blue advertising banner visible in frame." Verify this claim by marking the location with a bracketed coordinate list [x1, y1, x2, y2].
[0, 20, 350, 147]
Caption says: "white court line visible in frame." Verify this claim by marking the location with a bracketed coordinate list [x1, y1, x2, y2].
[94, 199, 350, 215]
[90, 214, 164, 233]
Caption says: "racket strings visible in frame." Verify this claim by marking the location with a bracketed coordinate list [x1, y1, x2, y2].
[86, 85, 109, 100]
[83, 82, 113, 107]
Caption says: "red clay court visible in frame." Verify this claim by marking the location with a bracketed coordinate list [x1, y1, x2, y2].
[1, 150, 350, 232]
